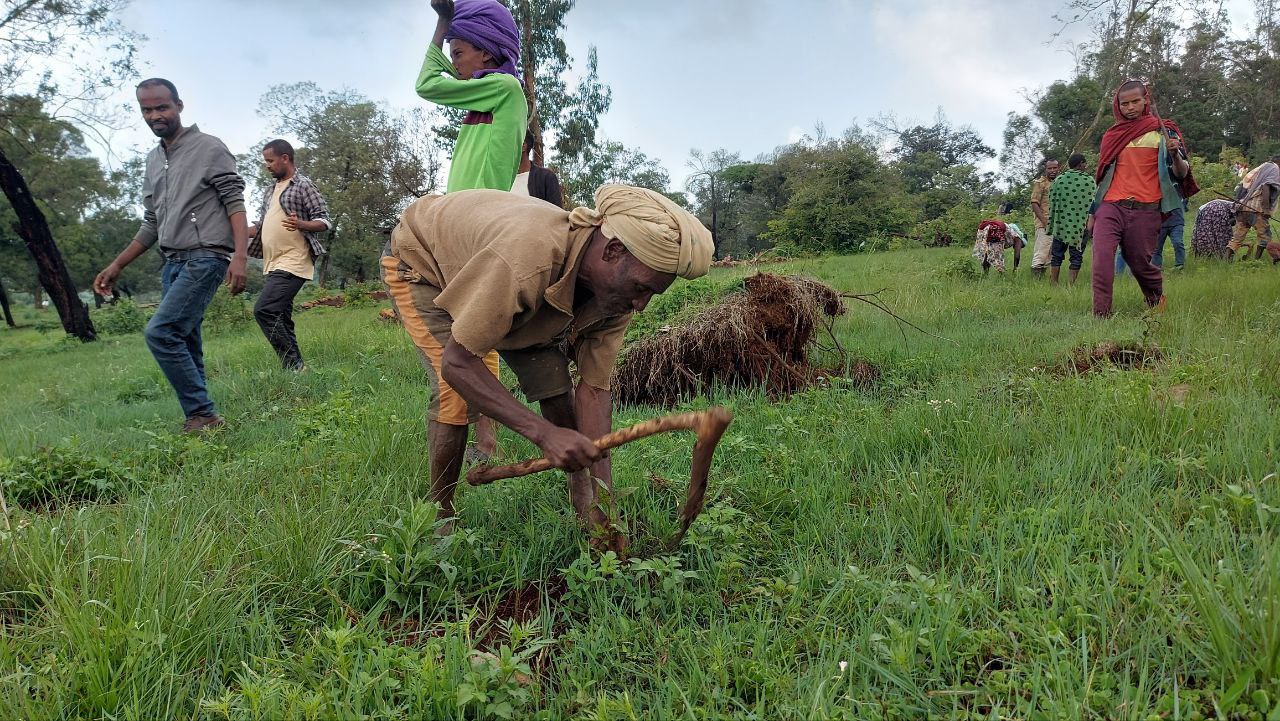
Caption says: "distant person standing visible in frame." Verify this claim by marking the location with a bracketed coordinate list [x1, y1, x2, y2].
[408, 0, 527, 460]
[1030, 159, 1060, 277]
[93, 78, 248, 432]
[511, 129, 564, 207]
[1226, 155, 1280, 262]
[247, 139, 332, 371]
[1047, 154, 1095, 286]
[1088, 80, 1197, 317]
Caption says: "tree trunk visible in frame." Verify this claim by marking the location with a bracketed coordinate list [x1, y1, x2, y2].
[316, 253, 331, 288]
[33, 285, 42, 309]
[520, 0, 544, 166]
[0, 276, 15, 327]
[0, 147, 95, 340]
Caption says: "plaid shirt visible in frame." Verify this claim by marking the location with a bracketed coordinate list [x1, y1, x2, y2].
[248, 172, 331, 259]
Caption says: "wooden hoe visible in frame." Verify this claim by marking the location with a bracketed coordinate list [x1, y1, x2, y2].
[465, 407, 734, 550]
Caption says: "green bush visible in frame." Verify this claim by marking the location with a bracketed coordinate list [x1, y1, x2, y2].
[204, 286, 254, 332]
[91, 298, 152, 336]
[939, 256, 981, 281]
[342, 281, 385, 307]
[0, 446, 130, 509]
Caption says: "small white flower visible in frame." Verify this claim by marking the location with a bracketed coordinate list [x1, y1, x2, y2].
[838, 661, 848, 673]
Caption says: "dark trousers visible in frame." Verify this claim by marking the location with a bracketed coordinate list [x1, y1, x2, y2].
[254, 270, 308, 370]
[1091, 202, 1163, 317]
[1050, 235, 1086, 270]
[145, 256, 229, 418]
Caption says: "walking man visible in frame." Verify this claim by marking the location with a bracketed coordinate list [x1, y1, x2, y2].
[94, 78, 248, 432]
[1089, 80, 1197, 317]
[1048, 154, 1095, 285]
[1030, 158, 1060, 277]
[247, 139, 331, 371]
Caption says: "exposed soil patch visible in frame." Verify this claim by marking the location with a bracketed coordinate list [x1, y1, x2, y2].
[613, 273, 850, 406]
[1059, 341, 1163, 374]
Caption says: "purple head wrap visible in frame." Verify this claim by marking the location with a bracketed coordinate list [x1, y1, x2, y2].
[444, 0, 521, 80]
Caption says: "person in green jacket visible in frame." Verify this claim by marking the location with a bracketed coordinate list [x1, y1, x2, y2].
[418, 0, 527, 193]
[414, 0, 527, 461]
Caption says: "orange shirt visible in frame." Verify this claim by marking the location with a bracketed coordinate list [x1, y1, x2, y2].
[1104, 131, 1163, 203]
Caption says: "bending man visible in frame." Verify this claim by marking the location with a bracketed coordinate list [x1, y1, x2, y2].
[381, 185, 712, 539]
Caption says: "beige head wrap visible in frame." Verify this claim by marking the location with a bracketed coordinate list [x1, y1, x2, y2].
[567, 184, 713, 279]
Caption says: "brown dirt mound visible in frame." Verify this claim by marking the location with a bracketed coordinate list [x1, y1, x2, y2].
[613, 273, 847, 406]
[1060, 340, 1163, 374]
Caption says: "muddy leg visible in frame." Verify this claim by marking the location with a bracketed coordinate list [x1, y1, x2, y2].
[539, 393, 609, 532]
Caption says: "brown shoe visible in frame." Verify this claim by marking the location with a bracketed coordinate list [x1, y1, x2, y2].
[182, 414, 225, 433]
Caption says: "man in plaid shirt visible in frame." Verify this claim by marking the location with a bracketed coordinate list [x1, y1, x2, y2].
[247, 139, 331, 370]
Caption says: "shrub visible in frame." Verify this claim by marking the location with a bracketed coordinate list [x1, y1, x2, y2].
[342, 281, 385, 307]
[0, 446, 131, 509]
[939, 256, 981, 281]
[204, 286, 254, 332]
[91, 298, 152, 336]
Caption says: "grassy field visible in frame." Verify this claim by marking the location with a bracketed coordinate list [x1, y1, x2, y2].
[1, 247, 1278, 720]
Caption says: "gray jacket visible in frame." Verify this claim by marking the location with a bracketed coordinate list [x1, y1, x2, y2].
[137, 125, 247, 258]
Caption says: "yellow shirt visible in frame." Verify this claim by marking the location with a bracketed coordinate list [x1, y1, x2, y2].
[390, 190, 630, 390]
[1030, 176, 1052, 229]
[261, 180, 314, 279]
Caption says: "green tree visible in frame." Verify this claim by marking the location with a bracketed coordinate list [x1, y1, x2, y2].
[255, 83, 444, 286]
[0, 97, 148, 314]
[557, 137, 679, 208]
[762, 126, 917, 254]
[0, 0, 139, 340]
[876, 112, 997, 220]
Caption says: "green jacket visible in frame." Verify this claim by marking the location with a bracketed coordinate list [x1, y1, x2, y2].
[416, 45, 527, 193]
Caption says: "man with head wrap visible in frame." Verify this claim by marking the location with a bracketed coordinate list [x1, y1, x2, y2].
[1088, 80, 1197, 317]
[380, 185, 713, 540]
[417, 0, 526, 194]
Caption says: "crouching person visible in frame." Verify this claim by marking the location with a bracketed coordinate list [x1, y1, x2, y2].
[381, 185, 712, 539]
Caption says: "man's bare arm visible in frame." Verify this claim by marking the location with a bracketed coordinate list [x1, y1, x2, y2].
[94, 239, 149, 296]
[430, 0, 453, 49]
[440, 341, 601, 471]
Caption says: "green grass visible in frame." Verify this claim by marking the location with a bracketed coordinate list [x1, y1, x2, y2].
[1, 247, 1278, 720]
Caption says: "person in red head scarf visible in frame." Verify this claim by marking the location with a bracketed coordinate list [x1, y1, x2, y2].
[1088, 80, 1198, 317]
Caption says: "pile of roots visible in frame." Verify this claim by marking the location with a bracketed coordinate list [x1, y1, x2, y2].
[612, 273, 848, 406]
[1060, 340, 1163, 374]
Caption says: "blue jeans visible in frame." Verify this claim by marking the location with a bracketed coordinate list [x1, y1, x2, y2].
[1152, 216, 1185, 268]
[144, 256, 228, 418]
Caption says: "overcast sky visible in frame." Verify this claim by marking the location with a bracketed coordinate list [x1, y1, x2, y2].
[100, 0, 1258, 190]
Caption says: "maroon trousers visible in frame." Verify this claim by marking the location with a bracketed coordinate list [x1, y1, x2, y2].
[1091, 202, 1164, 317]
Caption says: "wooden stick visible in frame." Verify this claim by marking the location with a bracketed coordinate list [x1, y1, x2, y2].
[465, 407, 734, 547]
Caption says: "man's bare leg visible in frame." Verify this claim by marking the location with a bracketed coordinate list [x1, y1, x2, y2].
[1050, 266, 1060, 285]
[474, 415, 497, 457]
[539, 393, 609, 531]
[1069, 267, 1080, 285]
[427, 419, 469, 529]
